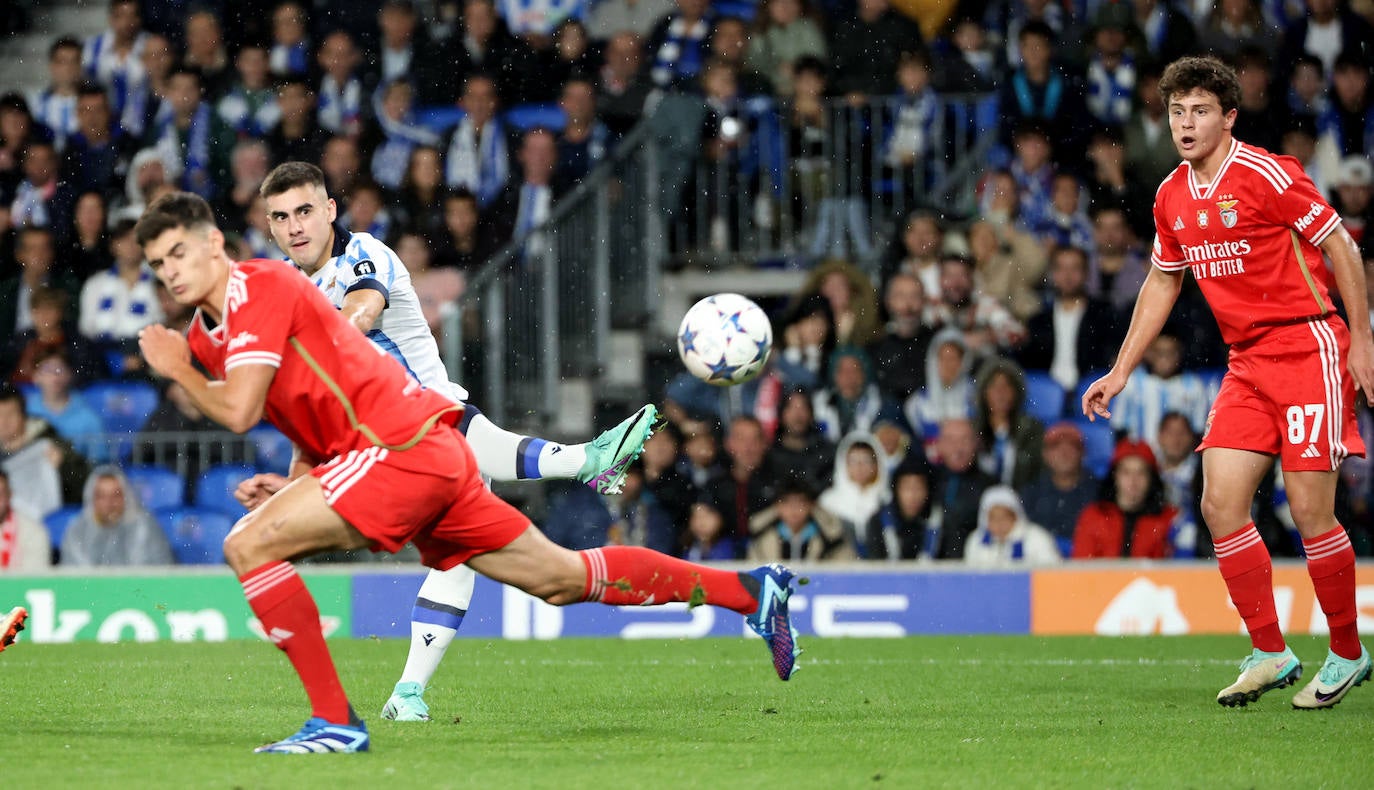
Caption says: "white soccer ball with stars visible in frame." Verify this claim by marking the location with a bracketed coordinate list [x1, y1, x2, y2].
[677, 293, 773, 386]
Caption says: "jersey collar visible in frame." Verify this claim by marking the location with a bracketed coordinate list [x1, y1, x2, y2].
[1185, 137, 1239, 201]
[329, 220, 350, 259]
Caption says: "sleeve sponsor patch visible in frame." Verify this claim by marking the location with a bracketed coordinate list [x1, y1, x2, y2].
[353, 260, 377, 276]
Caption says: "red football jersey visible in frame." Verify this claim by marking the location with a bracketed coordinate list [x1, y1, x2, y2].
[187, 259, 462, 461]
[1151, 139, 1344, 345]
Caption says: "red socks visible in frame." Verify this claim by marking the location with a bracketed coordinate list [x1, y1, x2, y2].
[1214, 524, 1285, 653]
[1303, 527, 1361, 660]
[241, 561, 352, 724]
[579, 546, 756, 614]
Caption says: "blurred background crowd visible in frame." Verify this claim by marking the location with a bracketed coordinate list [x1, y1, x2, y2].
[1, 0, 1373, 572]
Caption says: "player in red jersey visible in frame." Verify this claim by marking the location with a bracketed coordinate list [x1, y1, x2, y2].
[1083, 56, 1372, 710]
[134, 193, 803, 754]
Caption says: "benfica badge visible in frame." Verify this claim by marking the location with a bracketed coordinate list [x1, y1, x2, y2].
[1217, 199, 1239, 228]
[1197, 209, 1209, 228]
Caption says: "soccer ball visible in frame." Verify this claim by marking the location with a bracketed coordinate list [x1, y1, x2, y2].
[677, 293, 773, 386]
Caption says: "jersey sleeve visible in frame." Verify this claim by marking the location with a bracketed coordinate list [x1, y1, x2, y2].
[1150, 181, 1187, 272]
[222, 267, 294, 373]
[1267, 156, 1342, 246]
[334, 235, 397, 308]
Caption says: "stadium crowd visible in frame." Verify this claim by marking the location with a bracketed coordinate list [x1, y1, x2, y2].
[2, 0, 1374, 570]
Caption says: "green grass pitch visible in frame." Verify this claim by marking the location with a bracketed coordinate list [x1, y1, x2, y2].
[5, 635, 1371, 788]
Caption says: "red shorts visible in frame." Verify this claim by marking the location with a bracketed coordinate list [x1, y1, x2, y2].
[311, 424, 530, 569]
[1199, 315, 1366, 471]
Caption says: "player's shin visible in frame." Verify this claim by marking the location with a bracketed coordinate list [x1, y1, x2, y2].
[1213, 524, 1285, 652]
[398, 565, 475, 686]
[577, 546, 757, 613]
[462, 408, 586, 481]
[240, 561, 355, 724]
[1303, 526, 1361, 660]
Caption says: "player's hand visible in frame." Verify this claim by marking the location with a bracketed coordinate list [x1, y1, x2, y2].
[234, 473, 289, 511]
[138, 324, 192, 378]
[1347, 332, 1374, 406]
[1081, 370, 1127, 422]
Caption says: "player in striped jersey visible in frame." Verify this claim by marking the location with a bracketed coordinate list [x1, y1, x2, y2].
[1084, 56, 1372, 710]
[259, 162, 656, 722]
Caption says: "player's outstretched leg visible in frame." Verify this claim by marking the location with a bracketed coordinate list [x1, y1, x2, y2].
[382, 565, 476, 722]
[580, 547, 804, 680]
[468, 529, 805, 681]
[1, 606, 27, 654]
[461, 403, 659, 495]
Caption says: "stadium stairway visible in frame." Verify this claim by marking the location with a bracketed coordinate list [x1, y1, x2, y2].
[0, 0, 106, 93]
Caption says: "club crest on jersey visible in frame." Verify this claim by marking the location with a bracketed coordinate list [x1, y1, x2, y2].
[1196, 210, 1209, 228]
[1217, 199, 1239, 228]
[353, 260, 376, 276]
[1173, 216, 1184, 231]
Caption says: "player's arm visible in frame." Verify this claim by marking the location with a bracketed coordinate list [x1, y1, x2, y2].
[1081, 265, 1185, 420]
[234, 443, 321, 511]
[340, 286, 386, 334]
[1322, 224, 1374, 403]
[138, 324, 274, 434]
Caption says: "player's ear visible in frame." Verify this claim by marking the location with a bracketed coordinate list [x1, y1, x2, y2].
[327, 198, 337, 223]
[207, 226, 225, 255]
[1223, 107, 1238, 131]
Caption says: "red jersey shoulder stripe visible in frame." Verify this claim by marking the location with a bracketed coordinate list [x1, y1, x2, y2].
[1234, 144, 1294, 193]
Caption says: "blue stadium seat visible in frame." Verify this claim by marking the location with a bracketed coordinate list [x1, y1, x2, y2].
[503, 103, 566, 132]
[43, 505, 82, 549]
[156, 506, 235, 564]
[249, 425, 293, 474]
[1023, 371, 1066, 426]
[194, 465, 257, 517]
[82, 381, 160, 434]
[124, 465, 185, 511]
[714, 0, 756, 21]
[1077, 419, 1117, 479]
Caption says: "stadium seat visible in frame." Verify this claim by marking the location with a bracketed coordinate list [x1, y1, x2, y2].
[1077, 419, 1117, 479]
[124, 465, 185, 511]
[43, 505, 82, 549]
[82, 381, 160, 434]
[503, 103, 566, 132]
[248, 425, 293, 474]
[156, 506, 235, 564]
[194, 465, 258, 517]
[1023, 372, 1066, 426]
[713, 0, 756, 20]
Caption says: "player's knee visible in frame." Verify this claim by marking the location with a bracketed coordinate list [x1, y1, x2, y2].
[222, 521, 255, 574]
[1287, 498, 1336, 533]
[221, 513, 280, 573]
[1199, 490, 1246, 533]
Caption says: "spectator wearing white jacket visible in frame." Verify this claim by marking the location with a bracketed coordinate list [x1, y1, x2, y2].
[964, 485, 1060, 568]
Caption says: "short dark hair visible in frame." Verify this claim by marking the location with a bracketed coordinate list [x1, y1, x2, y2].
[1158, 55, 1241, 114]
[135, 191, 216, 246]
[792, 54, 827, 80]
[30, 285, 67, 311]
[77, 81, 109, 101]
[445, 187, 478, 207]
[110, 217, 138, 240]
[261, 161, 327, 198]
[0, 383, 25, 417]
[49, 36, 82, 59]
[1019, 19, 1055, 45]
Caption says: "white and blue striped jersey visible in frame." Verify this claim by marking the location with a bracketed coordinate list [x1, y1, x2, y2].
[293, 224, 468, 403]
